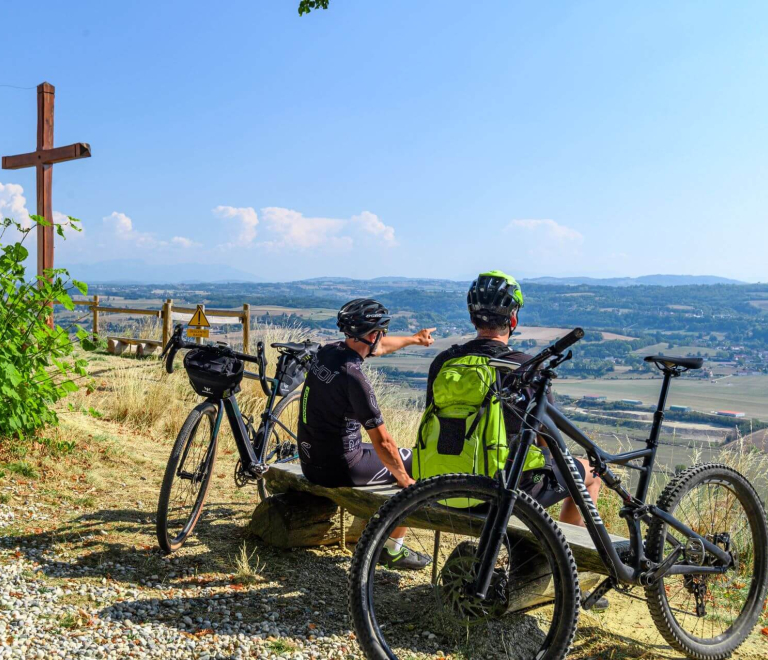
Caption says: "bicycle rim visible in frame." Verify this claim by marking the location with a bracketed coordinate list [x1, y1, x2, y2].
[164, 409, 217, 546]
[257, 391, 300, 500]
[647, 464, 768, 655]
[350, 475, 579, 660]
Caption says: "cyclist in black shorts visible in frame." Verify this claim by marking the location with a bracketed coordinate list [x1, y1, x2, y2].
[298, 298, 435, 570]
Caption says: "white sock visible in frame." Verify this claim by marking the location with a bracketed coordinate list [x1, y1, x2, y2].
[385, 537, 404, 553]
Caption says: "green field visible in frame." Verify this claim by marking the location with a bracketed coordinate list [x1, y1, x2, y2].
[554, 374, 768, 421]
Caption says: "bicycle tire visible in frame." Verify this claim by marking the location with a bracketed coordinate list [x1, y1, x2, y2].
[349, 474, 580, 660]
[156, 402, 219, 554]
[257, 389, 301, 501]
[645, 463, 768, 659]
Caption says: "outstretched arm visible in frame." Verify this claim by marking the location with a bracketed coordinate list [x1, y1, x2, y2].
[366, 424, 414, 489]
[371, 328, 436, 357]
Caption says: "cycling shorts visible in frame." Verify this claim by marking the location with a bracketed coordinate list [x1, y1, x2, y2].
[520, 447, 586, 508]
[301, 443, 412, 488]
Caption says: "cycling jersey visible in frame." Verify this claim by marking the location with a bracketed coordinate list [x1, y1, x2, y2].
[297, 342, 384, 471]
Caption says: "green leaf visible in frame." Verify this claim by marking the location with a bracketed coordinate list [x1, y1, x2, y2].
[72, 279, 88, 295]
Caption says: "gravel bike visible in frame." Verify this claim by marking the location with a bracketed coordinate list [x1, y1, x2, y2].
[349, 328, 768, 660]
[155, 324, 319, 554]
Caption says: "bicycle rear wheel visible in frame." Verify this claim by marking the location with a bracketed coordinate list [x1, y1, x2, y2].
[156, 402, 219, 554]
[349, 474, 580, 660]
[257, 389, 301, 501]
[645, 463, 768, 659]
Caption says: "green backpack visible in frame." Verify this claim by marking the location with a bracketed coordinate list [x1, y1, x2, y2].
[413, 346, 545, 507]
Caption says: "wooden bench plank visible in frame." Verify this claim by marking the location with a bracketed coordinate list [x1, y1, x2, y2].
[263, 463, 624, 576]
[106, 336, 162, 346]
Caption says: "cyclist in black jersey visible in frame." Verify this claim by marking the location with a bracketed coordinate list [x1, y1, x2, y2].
[298, 298, 435, 569]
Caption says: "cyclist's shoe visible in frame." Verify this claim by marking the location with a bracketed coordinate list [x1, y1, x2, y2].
[378, 546, 431, 571]
[582, 590, 610, 612]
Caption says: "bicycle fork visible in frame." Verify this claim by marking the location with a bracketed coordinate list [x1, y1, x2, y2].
[471, 386, 548, 599]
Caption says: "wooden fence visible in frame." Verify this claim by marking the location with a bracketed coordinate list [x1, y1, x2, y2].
[73, 296, 251, 352]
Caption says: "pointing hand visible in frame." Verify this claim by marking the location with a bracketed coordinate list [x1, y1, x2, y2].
[413, 328, 436, 347]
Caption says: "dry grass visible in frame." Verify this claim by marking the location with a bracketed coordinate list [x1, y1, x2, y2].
[231, 542, 264, 585]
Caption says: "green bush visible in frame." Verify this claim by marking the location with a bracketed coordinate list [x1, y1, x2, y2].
[1, 215, 96, 440]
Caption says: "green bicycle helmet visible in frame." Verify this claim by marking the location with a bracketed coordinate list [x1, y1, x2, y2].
[467, 270, 524, 324]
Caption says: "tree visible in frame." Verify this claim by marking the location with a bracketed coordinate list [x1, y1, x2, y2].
[1, 215, 96, 440]
[298, 0, 330, 15]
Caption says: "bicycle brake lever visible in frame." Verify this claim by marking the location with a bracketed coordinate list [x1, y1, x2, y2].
[548, 350, 573, 369]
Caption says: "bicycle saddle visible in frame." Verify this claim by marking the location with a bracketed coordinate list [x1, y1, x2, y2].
[644, 355, 704, 370]
[271, 341, 320, 353]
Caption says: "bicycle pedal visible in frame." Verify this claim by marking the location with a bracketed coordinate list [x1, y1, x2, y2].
[582, 577, 615, 610]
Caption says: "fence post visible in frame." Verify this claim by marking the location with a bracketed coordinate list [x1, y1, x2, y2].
[162, 298, 173, 348]
[196, 305, 204, 345]
[92, 294, 100, 338]
[242, 303, 251, 353]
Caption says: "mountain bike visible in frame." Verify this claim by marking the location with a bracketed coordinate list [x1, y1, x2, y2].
[349, 328, 768, 660]
[155, 324, 319, 554]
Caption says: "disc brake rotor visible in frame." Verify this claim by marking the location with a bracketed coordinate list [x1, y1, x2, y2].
[436, 541, 507, 624]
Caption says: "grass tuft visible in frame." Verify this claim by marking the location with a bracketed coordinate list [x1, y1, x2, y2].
[232, 542, 264, 585]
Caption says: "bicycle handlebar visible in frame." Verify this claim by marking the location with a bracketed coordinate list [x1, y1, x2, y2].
[489, 326, 585, 382]
[162, 324, 262, 375]
[550, 327, 585, 356]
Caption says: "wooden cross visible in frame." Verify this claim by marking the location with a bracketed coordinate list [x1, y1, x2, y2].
[2, 82, 91, 281]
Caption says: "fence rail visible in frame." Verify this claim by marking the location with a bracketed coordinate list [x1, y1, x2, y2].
[73, 296, 251, 351]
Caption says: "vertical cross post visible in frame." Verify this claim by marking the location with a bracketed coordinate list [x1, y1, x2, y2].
[36, 83, 55, 281]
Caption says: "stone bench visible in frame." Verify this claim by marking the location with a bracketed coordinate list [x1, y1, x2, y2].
[249, 464, 625, 610]
[106, 336, 162, 357]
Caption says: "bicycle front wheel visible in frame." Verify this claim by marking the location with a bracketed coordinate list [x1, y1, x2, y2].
[257, 389, 301, 501]
[156, 402, 219, 554]
[645, 463, 768, 659]
[349, 474, 580, 660]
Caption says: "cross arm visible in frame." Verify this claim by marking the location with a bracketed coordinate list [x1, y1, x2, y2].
[2, 143, 91, 170]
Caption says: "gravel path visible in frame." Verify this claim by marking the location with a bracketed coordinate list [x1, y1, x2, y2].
[0, 482, 366, 660]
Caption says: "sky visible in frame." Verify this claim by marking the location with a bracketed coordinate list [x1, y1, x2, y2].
[1, 1, 767, 282]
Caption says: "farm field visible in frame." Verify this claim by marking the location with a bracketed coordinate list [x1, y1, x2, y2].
[554, 374, 768, 421]
[632, 342, 721, 357]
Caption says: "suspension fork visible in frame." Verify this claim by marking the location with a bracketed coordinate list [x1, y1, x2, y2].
[472, 381, 550, 598]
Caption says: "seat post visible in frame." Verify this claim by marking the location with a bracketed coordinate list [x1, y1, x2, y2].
[648, 370, 674, 448]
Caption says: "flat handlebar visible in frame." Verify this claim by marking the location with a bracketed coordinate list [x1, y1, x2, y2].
[488, 326, 585, 377]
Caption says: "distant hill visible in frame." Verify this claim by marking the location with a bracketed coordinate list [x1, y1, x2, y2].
[523, 275, 745, 287]
[63, 260, 262, 284]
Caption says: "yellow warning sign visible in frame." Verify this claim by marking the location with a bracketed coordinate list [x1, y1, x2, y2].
[187, 328, 210, 339]
[188, 305, 210, 328]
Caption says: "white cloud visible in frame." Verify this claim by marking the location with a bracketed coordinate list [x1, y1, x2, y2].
[0, 181, 32, 230]
[103, 211, 165, 248]
[104, 211, 133, 237]
[171, 236, 198, 248]
[260, 207, 348, 250]
[213, 206, 259, 246]
[507, 219, 584, 244]
[351, 211, 397, 246]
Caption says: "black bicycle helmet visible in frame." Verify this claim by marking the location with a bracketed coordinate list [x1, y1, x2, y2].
[467, 270, 524, 323]
[337, 298, 391, 339]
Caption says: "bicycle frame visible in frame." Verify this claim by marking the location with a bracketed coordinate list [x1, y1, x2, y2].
[205, 371, 300, 476]
[473, 367, 733, 598]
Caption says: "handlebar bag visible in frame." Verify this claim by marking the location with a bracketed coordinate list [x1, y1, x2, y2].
[184, 348, 244, 399]
[274, 351, 311, 397]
